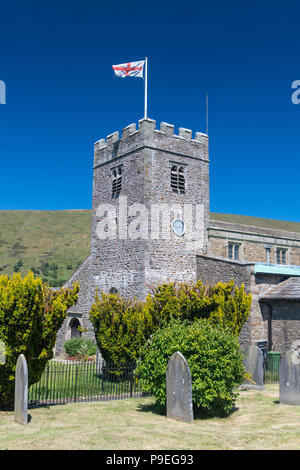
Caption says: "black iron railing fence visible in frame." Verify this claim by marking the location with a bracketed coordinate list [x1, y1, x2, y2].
[27, 350, 280, 408]
[28, 359, 150, 407]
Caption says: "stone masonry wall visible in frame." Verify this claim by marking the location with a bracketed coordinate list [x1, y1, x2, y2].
[268, 301, 300, 352]
[208, 220, 300, 265]
[91, 118, 209, 300]
[249, 273, 287, 348]
[196, 255, 253, 348]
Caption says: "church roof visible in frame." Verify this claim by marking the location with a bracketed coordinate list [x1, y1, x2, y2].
[254, 263, 300, 276]
[261, 277, 300, 301]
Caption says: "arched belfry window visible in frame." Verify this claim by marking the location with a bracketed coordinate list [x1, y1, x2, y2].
[170, 164, 186, 194]
[111, 165, 123, 199]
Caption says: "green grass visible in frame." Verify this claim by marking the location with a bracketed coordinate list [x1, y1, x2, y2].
[0, 210, 91, 286]
[1, 385, 300, 450]
[0, 209, 300, 287]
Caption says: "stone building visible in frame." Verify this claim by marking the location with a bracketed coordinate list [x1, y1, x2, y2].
[55, 118, 300, 355]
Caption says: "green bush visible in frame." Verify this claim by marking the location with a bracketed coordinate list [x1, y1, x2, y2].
[136, 319, 245, 417]
[13, 259, 23, 272]
[63, 337, 97, 359]
[0, 271, 79, 405]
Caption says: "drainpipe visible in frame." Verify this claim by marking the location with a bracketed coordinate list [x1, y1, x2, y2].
[267, 303, 273, 351]
[265, 245, 271, 264]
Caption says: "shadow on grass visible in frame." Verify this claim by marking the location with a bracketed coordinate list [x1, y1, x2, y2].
[137, 401, 165, 416]
[137, 401, 239, 420]
[0, 404, 14, 412]
[193, 405, 239, 420]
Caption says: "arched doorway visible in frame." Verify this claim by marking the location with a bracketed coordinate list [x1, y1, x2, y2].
[109, 287, 118, 294]
[69, 318, 82, 338]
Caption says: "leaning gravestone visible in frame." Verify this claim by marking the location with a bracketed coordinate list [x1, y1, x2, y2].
[166, 351, 193, 424]
[280, 349, 300, 405]
[242, 344, 265, 389]
[14, 354, 28, 425]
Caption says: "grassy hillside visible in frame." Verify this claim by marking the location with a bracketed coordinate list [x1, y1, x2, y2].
[0, 210, 300, 287]
[0, 210, 91, 286]
[210, 213, 300, 233]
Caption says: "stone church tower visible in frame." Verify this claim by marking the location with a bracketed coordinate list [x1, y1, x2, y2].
[91, 118, 209, 300]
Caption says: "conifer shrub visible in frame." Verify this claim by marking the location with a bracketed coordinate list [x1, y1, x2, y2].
[0, 271, 79, 405]
[89, 292, 154, 365]
[89, 280, 251, 365]
[136, 319, 246, 417]
[144, 280, 252, 336]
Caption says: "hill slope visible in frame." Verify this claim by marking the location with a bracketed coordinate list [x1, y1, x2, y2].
[0, 210, 299, 286]
[0, 210, 91, 286]
[210, 213, 300, 233]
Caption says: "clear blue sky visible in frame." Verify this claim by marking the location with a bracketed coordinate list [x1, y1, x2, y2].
[0, 0, 299, 221]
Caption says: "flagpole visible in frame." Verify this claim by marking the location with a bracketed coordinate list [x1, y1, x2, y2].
[206, 93, 208, 134]
[144, 57, 148, 119]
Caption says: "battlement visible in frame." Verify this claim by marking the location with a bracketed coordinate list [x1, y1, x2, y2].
[94, 118, 208, 149]
[93, 118, 209, 168]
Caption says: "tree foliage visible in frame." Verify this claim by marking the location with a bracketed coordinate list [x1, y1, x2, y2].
[89, 280, 252, 364]
[0, 271, 79, 405]
[136, 319, 246, 417]
[89, 292, 154, 365]
[145, 280, 251, 336]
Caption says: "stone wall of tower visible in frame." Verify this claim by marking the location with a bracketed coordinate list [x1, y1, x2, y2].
[91, 118, 210, 300]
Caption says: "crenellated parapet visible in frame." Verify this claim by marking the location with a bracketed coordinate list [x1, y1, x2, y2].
[93, 118, 209, 168]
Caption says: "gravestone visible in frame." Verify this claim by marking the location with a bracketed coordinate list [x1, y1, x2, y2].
[14, 354, 28, 425]
[166, 351, 193, 424]
[96, 348, 105, 374]
[242, 344, 265, 389]
[280, 349, 300, 405]
[0, 340, 5, 365]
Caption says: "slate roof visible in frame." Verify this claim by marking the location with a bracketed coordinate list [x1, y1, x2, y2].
[261, 277, 300, 301]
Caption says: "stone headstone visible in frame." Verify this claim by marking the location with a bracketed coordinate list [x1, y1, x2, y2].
[96, 348, 105, 374]
[242, 344, 264, 389]
[14, 354, 28, 425]
[0, 340, 5, 365]
[280, 349, 300, 405]
[166, 351, 193, 424]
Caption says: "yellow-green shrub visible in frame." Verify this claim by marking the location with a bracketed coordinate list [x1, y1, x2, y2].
[145, 280, 252, 336]
[89, 280, 251, 364]
[0, 271, 79, 405]
[89, 292, 154, 365]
